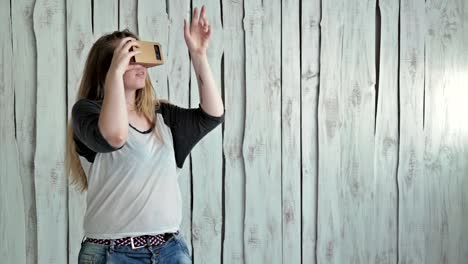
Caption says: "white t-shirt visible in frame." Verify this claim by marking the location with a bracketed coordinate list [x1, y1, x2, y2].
[72, 99, 224, 239]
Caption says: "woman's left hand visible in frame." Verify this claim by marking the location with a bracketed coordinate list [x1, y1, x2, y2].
[184, 5, 211, 56]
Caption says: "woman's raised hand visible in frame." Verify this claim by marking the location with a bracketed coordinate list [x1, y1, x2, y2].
[108, 37, 142, 76]
[184, 5, 211, 56]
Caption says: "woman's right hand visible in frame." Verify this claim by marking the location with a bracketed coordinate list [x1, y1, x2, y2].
[108, 37, 141, 76]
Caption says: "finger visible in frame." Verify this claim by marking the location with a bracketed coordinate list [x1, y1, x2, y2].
[116, 37, 137, 51]
[192, 7, 199, 25]
[201, 22, 207, 32]
[200, 17, 205, 27]
[121, 40, 140, 54]
[116, 37, 134, 50]
[125, 50, 142, 61]
[200, 5, 207, 20]
[204, 19, 210, 29]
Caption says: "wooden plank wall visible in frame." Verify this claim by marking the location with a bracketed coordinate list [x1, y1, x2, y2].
[317, 0, 376, 262]
[33, 0, 68, 264]
[243, 0, 282, 262]
[1, 0, 26, 263]
[1, 0, 467, 263]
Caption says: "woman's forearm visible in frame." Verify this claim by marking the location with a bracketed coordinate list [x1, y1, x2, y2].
[191, 52, 224, 117]
[98, 72, 129, 147]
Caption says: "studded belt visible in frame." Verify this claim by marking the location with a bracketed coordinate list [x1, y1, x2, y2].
[84, 231, 179, 249]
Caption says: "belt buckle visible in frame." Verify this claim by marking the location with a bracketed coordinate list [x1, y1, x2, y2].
[130, 236, 146, 249]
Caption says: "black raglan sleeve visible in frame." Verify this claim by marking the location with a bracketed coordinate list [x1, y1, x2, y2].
[158, 102, 225, 169]
[72, 99, 124, 154]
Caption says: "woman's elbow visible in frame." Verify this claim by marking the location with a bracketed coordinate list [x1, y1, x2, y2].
[98, 122, 128, 148]
[105, 133, 127, 148]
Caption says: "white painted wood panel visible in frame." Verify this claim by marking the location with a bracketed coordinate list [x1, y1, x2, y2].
[371, 0, 399, 262]
[190, 1, 224, 262]
[398, 0, 426, 263]
[423, 0, 468, 263]
[222, 0, 246, 263]
[66, 0, 94, 262]
[317, 0, 377, 263]
[94, 0, 118, 36]
[11, 0, 38, 263]
[281, 0, 301, 262]
[0, 0, 26, 262]
[242, 0, 282, 263]
[300, 0, 321, 262]
[33, 0, 68, 263]
[119, 0, 138, 33]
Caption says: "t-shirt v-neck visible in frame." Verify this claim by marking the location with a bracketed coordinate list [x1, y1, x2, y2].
[129, 122, 153, 134]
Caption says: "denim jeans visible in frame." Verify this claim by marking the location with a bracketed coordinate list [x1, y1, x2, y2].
[78, 232, 192, 264]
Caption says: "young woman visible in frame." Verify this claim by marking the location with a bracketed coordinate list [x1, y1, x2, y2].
[66, 6, 224, 264]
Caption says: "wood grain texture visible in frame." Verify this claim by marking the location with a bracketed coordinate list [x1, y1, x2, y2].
[138, 0, 170, 100]
[222, 0, 246, 263]
[423, 0, 468, 263]
[317, 0, 376, 263]
[190, 1, 224, 262]
[32, 0, 68, 263]
[398, 0, 426, 263]
[242, 0, 282, 263]
[119, 0, 138, 33]
[0, 0, 26, 262]
[66, 0, 94, 262]
[300, 0, 321, 263]
[94, 0, 118, 36]
[371, 0, 399, 263]
[281, 0, 301, 263]
[11, 0, 38, 263]
[166, 0, 193, 254]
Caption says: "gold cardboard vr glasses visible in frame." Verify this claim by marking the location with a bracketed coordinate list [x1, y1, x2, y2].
[130, 40, 164, 67]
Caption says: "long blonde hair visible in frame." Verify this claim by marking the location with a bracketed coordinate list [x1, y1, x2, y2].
[66, 29, 166, 192]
